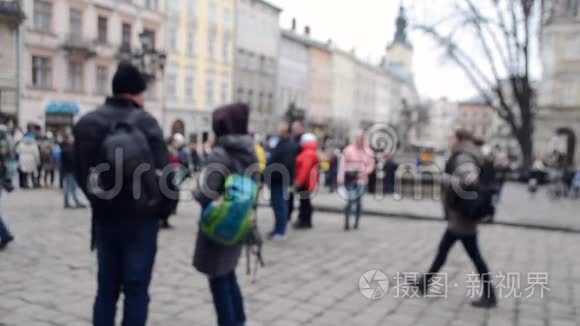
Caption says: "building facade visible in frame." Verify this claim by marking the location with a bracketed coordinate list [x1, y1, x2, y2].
[537, 0, 580, 163]
[234, 0, 280, 132]
[0, 0, 24, 122]
[457, 99, 496, 141]
[277, 27, 309, 124]
[163, 0, 235, 142]
[422, 98, 458, 152]
[308, 39, 332, 129]
[20, 0, 165, 134]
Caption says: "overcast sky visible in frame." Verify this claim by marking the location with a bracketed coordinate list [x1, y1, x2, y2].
[268, 0, 483, 101]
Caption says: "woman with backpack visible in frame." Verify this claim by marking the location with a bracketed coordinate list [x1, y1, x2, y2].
[414, 130, 497, 309]
[193, 103, 258, 326]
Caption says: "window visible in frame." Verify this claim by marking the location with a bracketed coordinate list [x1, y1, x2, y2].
[188, 0, 196, 17]
[97, 16, 108, 44]
[236, 88, 243, 101]
[223, 7, 233, 29]
[209, 1, 217, 25]
[185, 74, 194, 100]
[143, 29, 156, 49]
[166, 73, 177, 98]
[145, 0, 157, 10]
[31, 56, 51, 89]
[33, 0, 52, 31]
[221, 80, 229, 103]
[168, 25, 178, 52]
[67, 61, 83, 92]
[168, 0, 179, 12]
[96, 65, 108, 94]
[206, 74, 215, 108]
[222, 34, 230, 63]
[187, 28, 196, 56]
[208, 30, 216, 60]
[69, 8, 83, 42]
[122, 23, 132, 48]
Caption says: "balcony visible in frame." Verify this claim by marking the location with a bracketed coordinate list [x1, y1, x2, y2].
[62, 34, 97, 59]
[0, 0, 25, 26]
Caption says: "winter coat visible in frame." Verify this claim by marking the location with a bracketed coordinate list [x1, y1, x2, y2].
[16, 138, 40, 173]
[39, 140, 57, 170]
[193, 103, 258, 278]
[60, 143, 75, 174]
[443, 140, 483, 235]
[267, 137, 296, 186]
[295, 142, 320, 192]
[73, 96, 170, 221]
[337, 144, 375, 186]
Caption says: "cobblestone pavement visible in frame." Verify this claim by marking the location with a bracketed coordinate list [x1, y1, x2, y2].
[0, 189, 579, 326]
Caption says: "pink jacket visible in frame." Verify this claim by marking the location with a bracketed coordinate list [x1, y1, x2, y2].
[337, 144, 375, 186]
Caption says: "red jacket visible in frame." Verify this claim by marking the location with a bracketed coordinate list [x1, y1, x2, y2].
[295, 142, 320, 192]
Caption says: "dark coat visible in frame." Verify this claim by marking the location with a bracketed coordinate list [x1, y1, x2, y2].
[266, 137, 296, 186]
[443, 140, 483, 235]
[60, 142, 75, 174]
[73, 97, 170, 221]
[192, 104, 258, 278]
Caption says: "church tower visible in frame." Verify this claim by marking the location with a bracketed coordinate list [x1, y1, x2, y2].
[385, 5, 413, 70]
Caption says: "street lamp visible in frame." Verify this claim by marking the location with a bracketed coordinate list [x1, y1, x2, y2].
[117, 31, 166, 83]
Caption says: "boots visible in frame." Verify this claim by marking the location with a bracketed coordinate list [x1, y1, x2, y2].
[471, 283, 497, 309]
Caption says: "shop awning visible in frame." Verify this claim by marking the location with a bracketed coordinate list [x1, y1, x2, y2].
[45, 101, 80, 115]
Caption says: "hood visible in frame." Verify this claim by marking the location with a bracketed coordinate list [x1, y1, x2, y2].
[216, 134, 257, 167]
[452, 140, 482, 163]
[212, 103, 249, 138]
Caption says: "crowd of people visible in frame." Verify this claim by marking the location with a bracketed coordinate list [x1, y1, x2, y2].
[0, 61, 539, 325]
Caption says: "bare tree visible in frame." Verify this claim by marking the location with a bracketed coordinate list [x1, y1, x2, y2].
[415, 0, 540, 169]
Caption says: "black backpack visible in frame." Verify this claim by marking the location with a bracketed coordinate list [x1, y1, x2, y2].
[445, 152, 495, 221]
[88, 110, 161, 213]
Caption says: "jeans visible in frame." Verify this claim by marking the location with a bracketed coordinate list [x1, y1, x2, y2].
[93, 217, 159, 326]
[209, 271, 246, 326]
[344, 184, 365, 227]
[63, 173, 82, 207]
[270, 183, 288, 236]
[287, 190, 294, 222]
[426, 229, 494, 298]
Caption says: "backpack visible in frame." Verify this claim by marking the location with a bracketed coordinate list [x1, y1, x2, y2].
[200, 174, 258, 245]
[446, 152, 495, 221]
[89, 110, 160, 211]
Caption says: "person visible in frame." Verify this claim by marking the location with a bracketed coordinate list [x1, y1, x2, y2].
[0, 123, 15, 250]
[193, 103, 257, 326]
[415, 129, 497, 309]
[266, 121, 295, 240]
[529, 158, 545, 195]
[293, 133, 320, 229]
[60, 134, 86, 209]
[479, 145, 498, 223]
[73, 62, 171, 326]
[39, 132, 57, 187]
[337, 130, 375, 231]
[159, 134, 186, 229]
[16, 134, 40, 189]
[287, 121, 305, 222]
[572, 167, 580, 198]
[190, 143, 201, 172]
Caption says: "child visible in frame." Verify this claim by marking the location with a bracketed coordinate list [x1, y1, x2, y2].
[293, 133, 320, 229]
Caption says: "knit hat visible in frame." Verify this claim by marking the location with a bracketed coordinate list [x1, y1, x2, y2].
[212, 103, 250, 138]
[300, 133, 317, 146]
[112, 61, 147, 95]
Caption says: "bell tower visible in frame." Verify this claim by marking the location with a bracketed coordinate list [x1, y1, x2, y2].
[385, 5, 413, 70]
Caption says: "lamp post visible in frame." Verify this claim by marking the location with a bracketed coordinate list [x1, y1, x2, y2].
[117, 31, 166, 82]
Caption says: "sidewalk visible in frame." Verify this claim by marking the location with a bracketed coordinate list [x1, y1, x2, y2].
[259, 183, 580, 233]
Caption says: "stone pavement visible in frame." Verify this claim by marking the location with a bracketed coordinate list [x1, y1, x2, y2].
[1, 188, 579, 326]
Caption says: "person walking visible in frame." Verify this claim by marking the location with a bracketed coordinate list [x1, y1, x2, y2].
[193, 103, 258, 326]
[60, 134, 86, 209]
[293, 133, 320, 229]
[0, 123, 15, 250]
[266, 121, 295, 239]
[16, 134, 40, 189]
[337, 130, 375, 231]
[73, 62, 171, 326]
[415, 130, 497, 309]
[39, 132, 57, 187]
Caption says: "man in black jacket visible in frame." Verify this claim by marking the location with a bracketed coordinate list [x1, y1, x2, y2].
[266, 122, 295, 239]
[73, 62, 170, 326]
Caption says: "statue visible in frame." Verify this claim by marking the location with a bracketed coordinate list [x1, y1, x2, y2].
[394, 6, 408, 44]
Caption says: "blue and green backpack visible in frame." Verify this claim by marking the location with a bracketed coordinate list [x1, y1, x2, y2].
[200, 174, 258, 245]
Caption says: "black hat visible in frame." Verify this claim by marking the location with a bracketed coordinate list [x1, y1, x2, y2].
[212, 103, 250, 137]
[112, 61, 147, 95]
